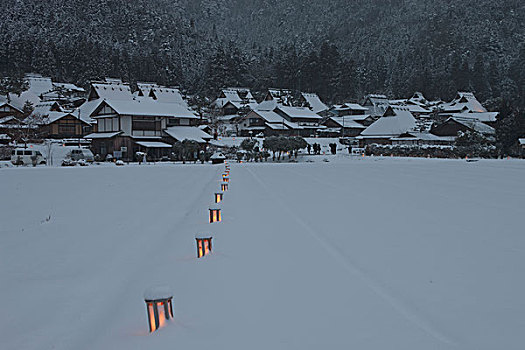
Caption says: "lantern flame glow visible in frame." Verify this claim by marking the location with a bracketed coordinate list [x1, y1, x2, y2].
[196, 237, 213, 258]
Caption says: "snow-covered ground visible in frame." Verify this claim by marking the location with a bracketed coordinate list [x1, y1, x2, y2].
[1, 158, 524, 349]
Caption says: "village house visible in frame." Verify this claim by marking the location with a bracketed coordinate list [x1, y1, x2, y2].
[264, 88, 294, 105]
[329, 103, 370, 117]
[0, 100, 31, 143]
[321, 116, 368, 137]
[438, 92, 487, 116]
[237, 101, 324, 137]
[211, 88, 257, 116]
[37, 111, 92, 139]
[430, 116, 495, 139]
[163, 126, 213, 146]
[357, 106, 417, 146]
[390, 132, 455, 146]
[0, 100, 24, 119]
[238, 108, 293, 137]
[362, 94, 390, 117]
[449, 111, 499, 127]
[85, 98, 200, 161]
[27, 101, 93, 139]
[0, 116, 30, 143]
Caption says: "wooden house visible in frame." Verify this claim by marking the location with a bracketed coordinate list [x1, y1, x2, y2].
[85, 99, 199, 161]
[0, 101, 24, 119]
[430, 117, 495, 138]
[322, 116, 368, 137]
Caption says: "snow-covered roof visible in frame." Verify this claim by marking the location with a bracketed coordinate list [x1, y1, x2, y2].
[361, 107, 416, 137]
[136, 141, 172, 148]
[0, 116, 22, 124]
[252, 110, 284, 124]
[0, 133, 10, 140]
[333, 103, 368, 112]
[277, 106, 322, 120]
[391, 132, 455, 142]
[32, 101, 63, 116]
[519, 138, 525, 145]
[52, 82, 85, 93]
[210, 152, 226, 159]
[136, 82, 159, 95]
[101, 100, 197, 119]
[405, 104, 431, 114]
[327, 116, 367, 129]
[408, 91, 429, 106]
[301, 92, 328, 114]
[91, 83, 133, 100]
[76, 99, 105, 121]
[164, 126, 212, 143]
[26, 75, 53, 95]
[150, 87, 188, 108]
[448, 117, 495, 135]
[451, 112, 498, 123]
[441, 92, 486, 113]
[41, 111, 89, 125]
[364, 94, 389, 106]
[84, 131, 122, 139]
[104, 78, 124, 84]
[7, 91, 41, 110]
[0, 100, 23, 114]
[256, 99, 278, 111]
[214, 88, 256, 109]
[265, 123, 287, 130]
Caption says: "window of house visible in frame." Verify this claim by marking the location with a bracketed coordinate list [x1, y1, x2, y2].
[132, 117, 160, 131]
[59, 124, 76, 135]
[179, 118, 190, 126]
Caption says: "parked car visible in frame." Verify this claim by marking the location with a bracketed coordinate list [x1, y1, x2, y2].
[68, 148, 94, 162]
[10, 148, 46, 166]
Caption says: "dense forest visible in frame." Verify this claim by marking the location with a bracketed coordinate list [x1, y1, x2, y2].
[0, 0, 524, 108]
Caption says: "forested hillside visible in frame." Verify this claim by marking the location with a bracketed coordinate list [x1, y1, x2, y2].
[0, 0, 523, 105]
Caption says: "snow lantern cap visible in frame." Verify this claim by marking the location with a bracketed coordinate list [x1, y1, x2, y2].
[195, 232, 212, 239]
[209, 203, 222, 210]
[144, 286, 172, 301]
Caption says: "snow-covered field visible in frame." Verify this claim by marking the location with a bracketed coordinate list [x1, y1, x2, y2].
[1, 157, 524, 349]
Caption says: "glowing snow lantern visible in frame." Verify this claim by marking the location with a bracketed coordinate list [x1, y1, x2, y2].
[196, 234, 213, 258]
[209, 206, 222, 223]
[221, 182, 229, 191]
[215, 192, 223, 203]
[144, 287, 174, 333]
[223, 176, 230, 183]
[222, 173, 228, 180]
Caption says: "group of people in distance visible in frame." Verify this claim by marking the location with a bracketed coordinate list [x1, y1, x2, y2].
[307, 143, 338, 155]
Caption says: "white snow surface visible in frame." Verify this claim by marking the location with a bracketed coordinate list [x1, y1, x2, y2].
[1, 158, 524, 349]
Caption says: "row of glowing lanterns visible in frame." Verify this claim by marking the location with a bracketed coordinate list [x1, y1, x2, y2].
[145, 161, 231, 333]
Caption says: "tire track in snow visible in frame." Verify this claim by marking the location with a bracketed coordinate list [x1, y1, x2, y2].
[245, 165, 459, 348]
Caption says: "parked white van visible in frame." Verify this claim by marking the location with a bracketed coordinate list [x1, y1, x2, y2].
[68, 148, 94, 162]
[10, 148, 46, 166]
